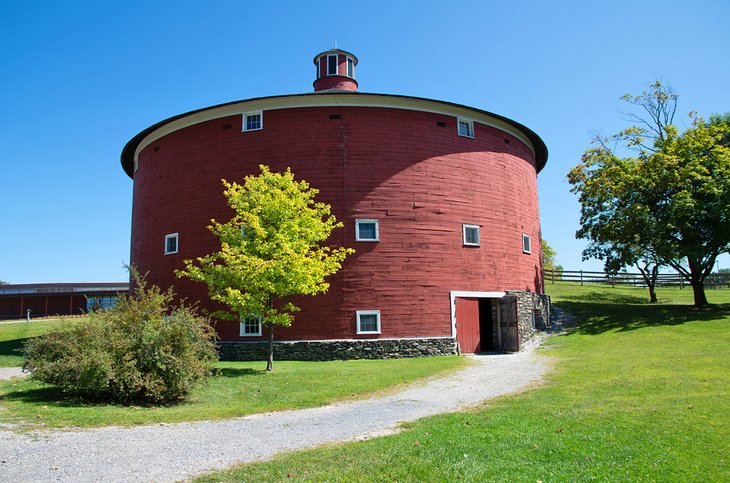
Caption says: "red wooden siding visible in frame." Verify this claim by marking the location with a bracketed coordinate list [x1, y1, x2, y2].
[130, 105, 543, 342]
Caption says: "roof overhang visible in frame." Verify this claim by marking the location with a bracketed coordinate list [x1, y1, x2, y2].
[120, 92, 548, 178]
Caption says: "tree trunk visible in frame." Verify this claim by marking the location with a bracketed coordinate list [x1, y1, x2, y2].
[691, 281, 709, 307]
[648, 284, 658, 303]
[266, 323, 274, 371]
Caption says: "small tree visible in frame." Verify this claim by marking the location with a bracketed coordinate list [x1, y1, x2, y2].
[541, 239, 563, 275]
[177, 165, 354, 371]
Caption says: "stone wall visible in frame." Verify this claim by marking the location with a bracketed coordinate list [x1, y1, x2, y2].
[507, 290, 551, 343]
[218, 337, 457, 361]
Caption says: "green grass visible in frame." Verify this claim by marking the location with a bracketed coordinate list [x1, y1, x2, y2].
[196, 283, 730, 482]
[0, 318, 82, 367]
[0, 356, 466, 429]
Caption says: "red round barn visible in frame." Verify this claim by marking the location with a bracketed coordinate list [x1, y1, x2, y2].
[121, 49, 549, 359]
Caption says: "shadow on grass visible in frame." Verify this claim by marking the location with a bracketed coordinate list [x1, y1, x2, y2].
[214, 367, 261, 378]
[0, 385, 111, 409]
[557, 290, 649, 305]
[0, 338, 27, 359]
[556, 300, 730, 335]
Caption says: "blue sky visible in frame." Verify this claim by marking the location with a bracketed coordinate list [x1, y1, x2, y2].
[1, 0, 729, 283]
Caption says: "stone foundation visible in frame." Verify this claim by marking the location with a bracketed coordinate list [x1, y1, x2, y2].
[507, 290, 551, 343]
[217, 337, 457, 361]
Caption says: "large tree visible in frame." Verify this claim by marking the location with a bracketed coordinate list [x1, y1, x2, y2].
[569, 82, 730, 306]
[177, 165, 354, 370]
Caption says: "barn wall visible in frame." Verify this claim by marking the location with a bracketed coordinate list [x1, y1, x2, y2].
[130, 105, 542, 342]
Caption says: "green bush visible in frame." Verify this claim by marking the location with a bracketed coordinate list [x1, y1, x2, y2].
[23, 277, 218, 404]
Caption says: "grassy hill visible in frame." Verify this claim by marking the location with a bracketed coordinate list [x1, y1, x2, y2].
[198, 283, 730, 481]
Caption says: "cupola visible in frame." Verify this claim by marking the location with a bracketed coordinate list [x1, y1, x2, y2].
[313, 49, 358, 92]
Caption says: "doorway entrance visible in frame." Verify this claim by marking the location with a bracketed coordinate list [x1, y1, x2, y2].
[452, 292, 519, 353]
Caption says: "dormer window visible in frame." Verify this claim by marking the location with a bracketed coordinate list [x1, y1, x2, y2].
[327, 54, 338, 75]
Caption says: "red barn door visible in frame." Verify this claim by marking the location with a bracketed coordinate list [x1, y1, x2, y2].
[455, 297, 481, 353]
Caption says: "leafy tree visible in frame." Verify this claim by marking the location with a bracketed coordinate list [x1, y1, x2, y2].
[177, 165, 354, 371]
[541, 239, 563, 275]
[569, 82, 730, 306]
[0, 281, 7, 285]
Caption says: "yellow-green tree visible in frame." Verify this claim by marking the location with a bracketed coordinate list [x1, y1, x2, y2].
[177, 165, 354, 370]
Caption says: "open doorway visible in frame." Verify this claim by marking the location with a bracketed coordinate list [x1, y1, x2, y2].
[454, 295, 501, 353]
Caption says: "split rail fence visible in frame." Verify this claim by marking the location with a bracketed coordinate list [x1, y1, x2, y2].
[544, 269, 730, 289]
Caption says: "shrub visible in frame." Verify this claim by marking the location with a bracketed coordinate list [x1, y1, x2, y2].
[23, 276, 218, 404]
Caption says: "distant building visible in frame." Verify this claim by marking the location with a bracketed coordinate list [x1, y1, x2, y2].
[121, 49, 549, 359]
[0, 283, 129, 319]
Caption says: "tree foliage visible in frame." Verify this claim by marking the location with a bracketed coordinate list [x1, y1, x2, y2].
[177, 165, 354, 370]
[541, 239, 563, 274]
[24, 273, 218, 403]
[568, 81, 730, 306]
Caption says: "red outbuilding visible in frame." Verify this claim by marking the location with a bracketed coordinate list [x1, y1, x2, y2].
[121, 49, 550, 360]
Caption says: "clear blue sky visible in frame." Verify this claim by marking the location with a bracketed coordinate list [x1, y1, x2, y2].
[1, 0, 729, 283]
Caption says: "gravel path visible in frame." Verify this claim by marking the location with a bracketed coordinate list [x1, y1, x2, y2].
[0, 336, 551, 482]
[0, 367, 25, 380]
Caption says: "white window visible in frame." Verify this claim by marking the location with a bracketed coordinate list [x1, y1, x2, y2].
[316, 58, 321, 79]
[327, 54, 338, 75]
[355, 219, 379, 241]
[164, 233, 178, 255]
[457, 118, 474, 138]
[356, 310, 381, 334]
[242, 111, 263, 131]
[347, 56, 354, 77]
[522, 233, 532, 254]
[463, 224, 480, 246]
[240, 314, 262, 336]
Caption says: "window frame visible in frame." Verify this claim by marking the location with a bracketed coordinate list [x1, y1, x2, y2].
[327, 54, 338, 76]
[457, 118, 475, 138]
[239, 314, 262, 337]
[356, 310, 381, 335]
[522, 233, 532, 254]
[316, 58, 321, 79]
[346, 56, 354, 77]
[242, 110, 263, 132]
[462, 224, 481, 247]
[164, 233, 179, 255]
[355, 219, 379, 242]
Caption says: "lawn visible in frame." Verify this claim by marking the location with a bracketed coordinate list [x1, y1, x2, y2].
[196, 283, 730, 482]
[0, 318, 81, 367]
[0, 355, 466, 429]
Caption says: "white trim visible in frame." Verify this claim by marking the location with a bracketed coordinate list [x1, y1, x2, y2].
[355, 219, 379, 242]
[327, 54, 338, 76]
[356, 310, 381, 334]
[242, 110, 263, 131]
[164, 233, 179, 255]
[522, 233, 532, 254]
[346, 56, 354, 78]
[131, 94, 538, 164]
[239, 315, 262, 336]
[316, 58, 320, 79]
[449, 290, 507, 338]
[457, 118, 474, 138]
[462, 224, 480, 246]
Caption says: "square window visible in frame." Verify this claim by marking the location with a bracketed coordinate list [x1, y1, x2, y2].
[240, 314, 262, 336]
[463, 224, 480, 246]
[522, 234, 532, 254]
[164, 233, 178, 255]
[458, 119, 474, 138]
[355, 219, 379, 241]
[243, 111, 263, 131]
[356, 310, 381, 334]
[327, 54, 338, 75]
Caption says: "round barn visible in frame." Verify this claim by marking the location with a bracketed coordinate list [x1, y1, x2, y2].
[121, 49, 549, 360]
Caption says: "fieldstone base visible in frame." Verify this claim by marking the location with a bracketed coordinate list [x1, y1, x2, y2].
[217, 337, 457, 361]
[506, 290, 551, 344]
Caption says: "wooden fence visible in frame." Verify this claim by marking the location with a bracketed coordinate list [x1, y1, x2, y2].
[544, 269, 730, 289]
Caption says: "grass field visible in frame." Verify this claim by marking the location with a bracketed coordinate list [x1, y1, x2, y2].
[0, 354, 466, 429]
[196, 283, 730, 482]
[0, 318, 81, 367]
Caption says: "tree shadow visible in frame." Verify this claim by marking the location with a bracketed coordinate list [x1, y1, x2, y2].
[0, 338, 27, 359]
[557, 290, 649, 305]
[555, 300, 730, 336]
[213, 367, 262, 378]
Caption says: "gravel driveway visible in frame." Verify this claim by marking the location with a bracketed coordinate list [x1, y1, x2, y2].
[0, 336, 550, 482]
